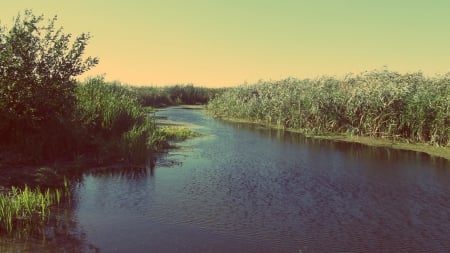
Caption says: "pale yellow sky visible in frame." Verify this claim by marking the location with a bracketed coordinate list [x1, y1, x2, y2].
[1, 0, 449, 87]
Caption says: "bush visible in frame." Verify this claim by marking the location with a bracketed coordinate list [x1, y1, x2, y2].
[0, 10, 98, 160]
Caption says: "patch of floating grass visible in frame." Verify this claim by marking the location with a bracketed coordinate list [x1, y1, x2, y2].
[149, 126, 202, 151]
[157, 126, 201, 141]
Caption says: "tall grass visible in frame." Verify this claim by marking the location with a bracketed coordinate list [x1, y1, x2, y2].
[207, 69, 450, 146]
[76, 77, 157, 163]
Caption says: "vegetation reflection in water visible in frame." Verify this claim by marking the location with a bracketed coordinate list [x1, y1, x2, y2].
[224, 120, 450, 169]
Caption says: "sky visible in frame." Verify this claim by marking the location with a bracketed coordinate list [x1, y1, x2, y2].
[1, 0, 449, 87]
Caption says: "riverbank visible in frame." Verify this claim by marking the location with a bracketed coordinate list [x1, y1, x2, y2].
[0, 105, 204, 188]
[214, 116, 450, 161]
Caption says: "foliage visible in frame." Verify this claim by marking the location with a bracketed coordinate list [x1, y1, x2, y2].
[0, 10, 98, 160]
[207, 69, 450, 146]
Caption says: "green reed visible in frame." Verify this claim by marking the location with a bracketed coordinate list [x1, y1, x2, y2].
[0, 184, 70, 233]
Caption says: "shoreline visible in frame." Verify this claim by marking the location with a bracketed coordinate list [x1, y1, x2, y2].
[211, 115, 450, 161]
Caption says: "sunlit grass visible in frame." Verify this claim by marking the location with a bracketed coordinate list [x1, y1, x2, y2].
[0, 182, 69, 233]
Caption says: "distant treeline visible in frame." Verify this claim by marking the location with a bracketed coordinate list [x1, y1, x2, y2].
[134, 85, 225, 107]
[207, 70, 450, 146]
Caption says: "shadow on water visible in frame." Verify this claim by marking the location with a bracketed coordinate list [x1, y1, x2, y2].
[83, 152, 187, 180]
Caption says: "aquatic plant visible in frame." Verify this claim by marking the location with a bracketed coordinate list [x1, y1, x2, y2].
[207, 69, 450, 146]
[0, 184, 70, 233]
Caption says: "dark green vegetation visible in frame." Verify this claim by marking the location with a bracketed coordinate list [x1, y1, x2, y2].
[207, 70, 450, 148]
[134, 85, 224, 108]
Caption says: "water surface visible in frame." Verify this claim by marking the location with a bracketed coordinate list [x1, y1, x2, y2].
[74, 108, 450, 252]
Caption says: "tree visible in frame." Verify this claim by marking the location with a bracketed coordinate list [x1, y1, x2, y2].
[0, 10, 98, 158]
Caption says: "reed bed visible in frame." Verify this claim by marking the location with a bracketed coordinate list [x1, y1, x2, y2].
[207, 70, 450, 146]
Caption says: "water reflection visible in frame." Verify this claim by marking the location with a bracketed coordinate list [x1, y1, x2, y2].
[224, 120, 450, 169]
[86, 165, 154, 180]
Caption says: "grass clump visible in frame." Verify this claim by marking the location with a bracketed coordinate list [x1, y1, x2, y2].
[0, 183, 69, 233]
[207, 69, 450, 147]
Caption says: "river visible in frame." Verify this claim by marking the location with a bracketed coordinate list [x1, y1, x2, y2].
[3, 107, 448, 252]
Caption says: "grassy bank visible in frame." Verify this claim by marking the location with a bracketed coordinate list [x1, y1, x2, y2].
[207, 70, 450, 159]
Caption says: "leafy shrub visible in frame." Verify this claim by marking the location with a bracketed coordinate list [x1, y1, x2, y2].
[0, 10, 97, 160]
